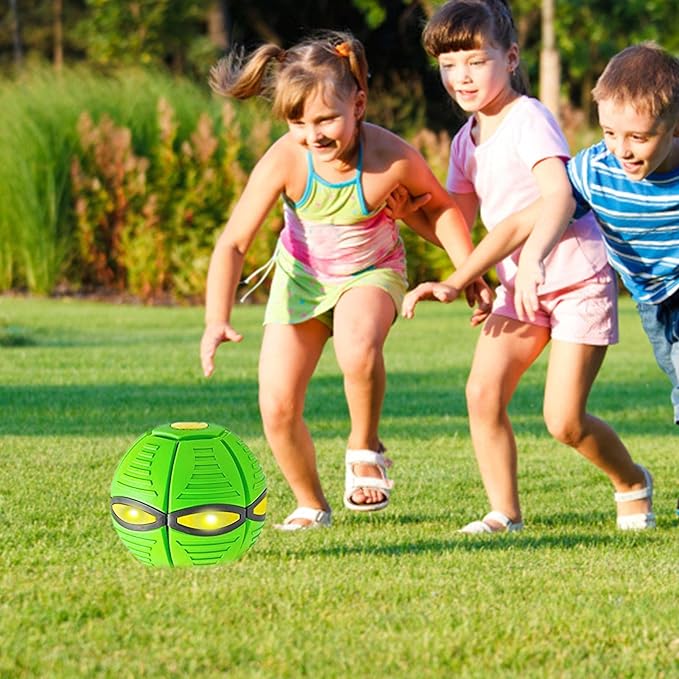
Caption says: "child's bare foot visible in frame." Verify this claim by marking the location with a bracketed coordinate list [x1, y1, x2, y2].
[348, 469, 388, 506]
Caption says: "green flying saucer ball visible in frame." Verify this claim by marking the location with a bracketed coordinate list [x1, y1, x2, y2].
[110, 422, 267, 567]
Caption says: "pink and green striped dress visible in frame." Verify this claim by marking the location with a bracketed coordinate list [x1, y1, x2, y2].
[264, 145, 408, 328]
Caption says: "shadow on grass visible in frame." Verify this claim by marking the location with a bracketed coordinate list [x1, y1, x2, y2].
[338, 508, 615, 530]
[254, 506, 668, 558]
[309, 533, 625, 557]
[0, 370, 671, 438]
[290, 526, 661, 559]
[262, 529, 659, 559]
[0, 326, 36, 346]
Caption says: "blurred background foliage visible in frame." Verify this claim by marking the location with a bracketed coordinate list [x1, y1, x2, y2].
[0, 0, 677, 300]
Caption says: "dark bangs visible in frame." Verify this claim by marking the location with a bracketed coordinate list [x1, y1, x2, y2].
[424, 18, 492, 56]
[422, 1, 496, 58]
[423, 6, 495, 57]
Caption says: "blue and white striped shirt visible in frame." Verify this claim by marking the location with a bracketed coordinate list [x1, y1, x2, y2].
[568, 140, 679, 304]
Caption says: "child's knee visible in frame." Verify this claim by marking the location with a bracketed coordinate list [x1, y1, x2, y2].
[465, 376, 503, 417]
[544, 409, 584, 447]
[259, 389, 301, 430]
[337, 341, 382, 379]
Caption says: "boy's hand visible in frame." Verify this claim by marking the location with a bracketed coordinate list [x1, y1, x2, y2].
[513, 257, 545, 321]
[385, 184, 432, 220]
[200, 322, 243, 377]
[402, 281, 461, 318]
[465, 277, 494, 326]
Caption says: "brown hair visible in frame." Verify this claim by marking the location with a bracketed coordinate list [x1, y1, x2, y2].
[209, 31, 369, 121]
[592, 42, 679, 121]
[422, 0, 529, 95]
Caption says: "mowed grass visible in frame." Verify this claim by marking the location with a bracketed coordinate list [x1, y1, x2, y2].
[0, 295, 677, 678]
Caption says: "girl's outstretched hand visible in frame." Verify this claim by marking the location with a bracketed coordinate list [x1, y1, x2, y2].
[402, 281, 461, 318]
[200, 322, 243, 377]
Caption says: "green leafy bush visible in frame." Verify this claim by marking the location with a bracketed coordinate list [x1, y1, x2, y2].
[70, 99, 280, 301]
[0, 66, 491, 301]
[0, 67, 283, 300]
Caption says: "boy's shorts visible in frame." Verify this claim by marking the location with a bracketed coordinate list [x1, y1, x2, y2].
[637, 289, 679, 424]
[492, 269, 619, 346]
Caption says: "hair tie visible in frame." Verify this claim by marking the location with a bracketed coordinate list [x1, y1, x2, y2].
[335, 42, 351, 58]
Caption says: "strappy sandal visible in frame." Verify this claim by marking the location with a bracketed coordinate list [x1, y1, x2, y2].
[458, 510, 524, 534]
[343, 448, 394, 512]
[615, 465, 656, 530]
[273, 507, 332, 532]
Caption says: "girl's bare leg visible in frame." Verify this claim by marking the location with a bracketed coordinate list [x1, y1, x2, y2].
[333, 286, 395, 506]
[465, 315, 551, 529]
[258, 320, 331, 526]
[543, 341, 651, 518]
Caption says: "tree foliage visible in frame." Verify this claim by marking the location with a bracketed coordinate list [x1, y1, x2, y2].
[75, 0, 207, 72]
[1, 0, 677, 298]
[1, 0, 677, 128]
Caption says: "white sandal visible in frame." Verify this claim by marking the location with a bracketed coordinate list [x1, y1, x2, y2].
[458, 510, 524, 534]
[615, 465, 656, 530]
[273, 507, 332, 532]
[343, 448, 394, 512]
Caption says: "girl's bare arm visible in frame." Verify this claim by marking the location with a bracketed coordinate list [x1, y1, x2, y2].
[201, 142, 287, 375]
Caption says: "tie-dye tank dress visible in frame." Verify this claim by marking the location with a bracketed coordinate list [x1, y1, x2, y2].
[263, 144, 408, 328]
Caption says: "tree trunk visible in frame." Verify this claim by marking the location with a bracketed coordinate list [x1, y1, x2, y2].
[208, 1, 229, 50]
[539, 0, 561, 122]
[9, 0, 23, 68]
[54, 0, 64, 72]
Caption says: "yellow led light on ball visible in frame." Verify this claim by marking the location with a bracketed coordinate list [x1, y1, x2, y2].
[252, 496, 268, 517]
[111, 502, 157, 526]
[176, 510, 241, 530]
[170, 422, 209, 430]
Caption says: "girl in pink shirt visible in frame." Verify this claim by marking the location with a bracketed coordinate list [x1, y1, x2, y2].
[402, 0, 654, 532]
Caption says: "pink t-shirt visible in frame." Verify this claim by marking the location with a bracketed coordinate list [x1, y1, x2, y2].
[447, 96, 608, 293]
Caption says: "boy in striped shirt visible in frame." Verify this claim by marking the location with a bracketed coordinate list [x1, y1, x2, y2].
[515, 43, 679, 429]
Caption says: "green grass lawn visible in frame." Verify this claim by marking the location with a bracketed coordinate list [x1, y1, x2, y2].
[0, 295, 677, 678]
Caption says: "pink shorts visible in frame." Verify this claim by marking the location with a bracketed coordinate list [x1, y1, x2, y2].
[492, 269, 619, 346]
